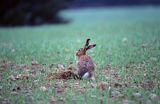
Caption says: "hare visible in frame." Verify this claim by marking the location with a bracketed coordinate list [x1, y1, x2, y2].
[76, 39, 96, 79]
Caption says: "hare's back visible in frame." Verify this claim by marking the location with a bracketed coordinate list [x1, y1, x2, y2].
[77, 55, 95, 71]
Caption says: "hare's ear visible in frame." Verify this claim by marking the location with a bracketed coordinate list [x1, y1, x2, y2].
[86, 44, 96, 50]
[84, 38, 90, 48]
[83, 39, 90, 52]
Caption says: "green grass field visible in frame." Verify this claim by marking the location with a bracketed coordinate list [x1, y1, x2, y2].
[0, 6, 160, 104]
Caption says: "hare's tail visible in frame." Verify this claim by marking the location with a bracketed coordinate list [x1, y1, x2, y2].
[82, 72, 90, 78]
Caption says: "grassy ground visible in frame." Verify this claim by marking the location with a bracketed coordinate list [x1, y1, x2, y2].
[0, 6, 160, 104]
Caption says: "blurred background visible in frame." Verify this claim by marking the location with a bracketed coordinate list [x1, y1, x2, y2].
[0, 0, 160, 26]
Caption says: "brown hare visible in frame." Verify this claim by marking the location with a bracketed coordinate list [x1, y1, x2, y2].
[76, 39, 96, 79]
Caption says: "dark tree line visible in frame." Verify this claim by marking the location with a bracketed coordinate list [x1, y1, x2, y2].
[0, 0, 159, 26]
[69, 0, 160, 8]
[0, 0, 72, 26]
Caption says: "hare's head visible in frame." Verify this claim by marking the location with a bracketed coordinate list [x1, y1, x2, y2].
[76, 39, 96, 57]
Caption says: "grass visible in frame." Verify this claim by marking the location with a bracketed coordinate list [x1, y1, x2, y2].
[0, 6, 160, 104]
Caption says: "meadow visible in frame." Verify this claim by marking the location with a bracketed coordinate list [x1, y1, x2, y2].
[0, 6, 160, 104]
